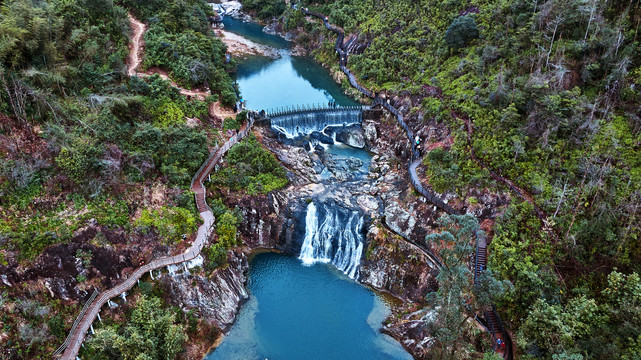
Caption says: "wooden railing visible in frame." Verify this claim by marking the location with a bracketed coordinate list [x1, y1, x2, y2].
[57, 114, 256, 359]
[301, 6, 513, 359]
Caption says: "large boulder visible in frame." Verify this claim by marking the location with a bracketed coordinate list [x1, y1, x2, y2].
[328, 125, 367, 149]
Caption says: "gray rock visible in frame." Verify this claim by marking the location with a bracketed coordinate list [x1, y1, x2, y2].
[363, 120, 377, 142]
[346, 157, 363, 170]
[163, 250, 249, 330]
[345, 131, 366, 149]
[384, 201, 416, 239]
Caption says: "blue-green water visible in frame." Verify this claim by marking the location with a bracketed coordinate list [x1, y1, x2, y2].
[206, 253, 412, 360]
[226, 18, 359, 111]
[206, 20, 409, 360]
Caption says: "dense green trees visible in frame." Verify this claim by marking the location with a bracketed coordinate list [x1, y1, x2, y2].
[425, 214, 511, 359]
[210, 134, 288, 195]
[276, 0, 641, 357]
[0, 0, 234, 354]
[444, 16, 479, 50]
[84, 295, 186, 359]
[242, 0, 286, 20]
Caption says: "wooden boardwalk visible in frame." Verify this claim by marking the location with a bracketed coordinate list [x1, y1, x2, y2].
[57, 116, 255, 359]
[301, 6, 513, 359]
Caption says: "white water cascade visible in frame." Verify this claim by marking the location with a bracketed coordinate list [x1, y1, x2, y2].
[299, 202, 364, 279]
[271, 109, 362, 138]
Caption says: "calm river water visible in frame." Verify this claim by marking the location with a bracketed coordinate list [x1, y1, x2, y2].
[205, 19, 411, 360]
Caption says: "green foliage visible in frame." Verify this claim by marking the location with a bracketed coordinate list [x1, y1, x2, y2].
[55, 138, 104, 183]
[211, 134, 288, 195]
[425, 214, 511, 358]
[203, 198, 242, 269]
[444, 16, 479, 50]
[222, 116, 239, 131]
[298, 0, 641, 357]
[84, 295, 186, 360]
[241, 0, 286, 20]
[150, 100, 185, 127]
[203, 242, 227, 269]
[134, 206, 198, 244]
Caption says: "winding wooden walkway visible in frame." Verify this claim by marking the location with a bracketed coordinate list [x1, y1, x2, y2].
[301, 7, 513, 358]
[57, 117, 255, 359]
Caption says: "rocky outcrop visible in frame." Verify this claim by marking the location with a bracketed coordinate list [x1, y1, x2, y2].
[360, 225, 438, 303]
[161, 250, 249, 331]
[382, 308, 435, 359]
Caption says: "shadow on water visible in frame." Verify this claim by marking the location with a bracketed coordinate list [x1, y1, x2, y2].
[222, 17, 291, 49]
[224, 18, 359, 110]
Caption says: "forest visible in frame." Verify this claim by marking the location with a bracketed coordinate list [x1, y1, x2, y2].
[0, 0, 238, 357]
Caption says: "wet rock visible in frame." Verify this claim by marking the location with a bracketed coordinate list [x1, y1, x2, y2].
[346, 157, 363, 170]
[382, 308, 436, 359]
[333, 125, 366, 149]
[310, 131, 334, 145]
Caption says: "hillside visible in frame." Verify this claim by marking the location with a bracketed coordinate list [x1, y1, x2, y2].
[0, 0, 239, 357]
[256, 0, 641, 358]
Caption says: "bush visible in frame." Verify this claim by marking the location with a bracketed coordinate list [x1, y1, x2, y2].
[222, 116, 239, 131]
[134, 206, 198, 244]
[444, 16, 479, 50]
[211, 134, 288, 195]
[55, 139, 103, 183]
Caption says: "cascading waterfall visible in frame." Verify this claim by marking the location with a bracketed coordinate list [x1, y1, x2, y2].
[299, 202, 364, 279]
[271, 109, 362, 138]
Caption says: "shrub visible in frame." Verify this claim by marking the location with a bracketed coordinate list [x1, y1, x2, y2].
[134, 206, 198, 244]
[211, 134, 288, 195]
[222, 116, 239, 131]
[444, 16, 479, 50]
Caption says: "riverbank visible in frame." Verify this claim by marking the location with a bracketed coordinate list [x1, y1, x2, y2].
[214, 28, 281, 59]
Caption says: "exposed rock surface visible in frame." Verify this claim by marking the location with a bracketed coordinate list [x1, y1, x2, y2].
[172, 114, 448, 358]
[360, 225, 438, 303]
[161, 250, 249, 331]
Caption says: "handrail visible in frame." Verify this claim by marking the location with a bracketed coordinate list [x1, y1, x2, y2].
[52, 290, 99, 356]
[57, 113, 257, 359]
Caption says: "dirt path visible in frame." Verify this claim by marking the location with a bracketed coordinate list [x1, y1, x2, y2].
[127, 14, 145, 76]
[125, 15, 235, 117]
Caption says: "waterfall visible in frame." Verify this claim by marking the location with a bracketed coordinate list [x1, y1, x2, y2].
[271, 109, 362, 138]
[299, 202, 365, 279]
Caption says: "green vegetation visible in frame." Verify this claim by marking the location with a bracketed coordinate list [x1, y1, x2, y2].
[123, 0, 238, 106]
[241, 0, 286, 20]
[210, 134, 289, 195]
[83, 295, 186, 359]
[0, 0, 237, 356]
[425, 214, 511, 358]
[134, 206, 199, 244]
[269, 0, 641, 358]
[203, 198, 244, 270]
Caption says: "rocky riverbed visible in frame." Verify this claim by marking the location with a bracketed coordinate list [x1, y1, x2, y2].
[158, 110, 451, 359]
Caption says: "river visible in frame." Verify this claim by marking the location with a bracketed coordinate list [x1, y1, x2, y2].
[205, 19, 412, 360]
